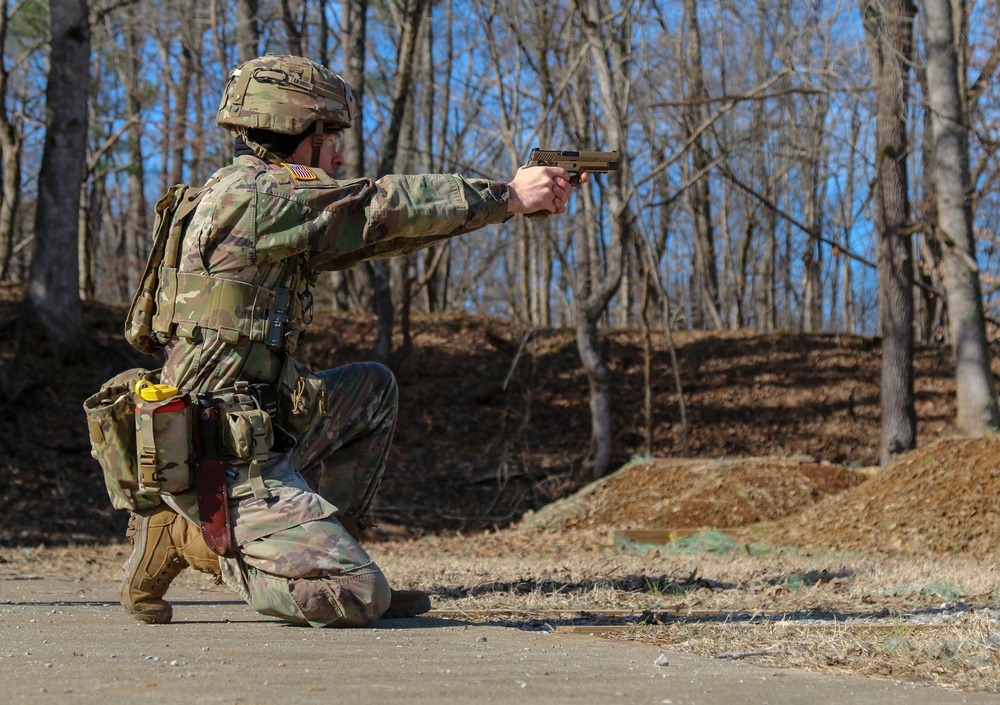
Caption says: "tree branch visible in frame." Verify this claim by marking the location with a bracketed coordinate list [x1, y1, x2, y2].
[650, 85, 828, 108]
[86, 115, 139, 174]
[716, 162, 878, 269]
[90, 0, 137, 24]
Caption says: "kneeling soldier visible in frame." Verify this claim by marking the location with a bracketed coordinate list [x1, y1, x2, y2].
[87, 53, 583, 626]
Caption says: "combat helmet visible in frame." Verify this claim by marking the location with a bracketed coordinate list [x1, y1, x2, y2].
[217, 54, 355, 164]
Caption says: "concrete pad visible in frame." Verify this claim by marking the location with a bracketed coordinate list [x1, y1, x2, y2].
[1, 576, 997, 704]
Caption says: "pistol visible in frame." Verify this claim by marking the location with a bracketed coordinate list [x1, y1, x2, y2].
[525, 148, 620, 184]
[522, 148, 619, 217]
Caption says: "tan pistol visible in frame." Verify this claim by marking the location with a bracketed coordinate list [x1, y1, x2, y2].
[523, 148, 620, 216]
[525, 148, 620, 182]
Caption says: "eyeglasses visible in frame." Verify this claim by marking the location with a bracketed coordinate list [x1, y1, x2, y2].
[321, 125, 344, 153]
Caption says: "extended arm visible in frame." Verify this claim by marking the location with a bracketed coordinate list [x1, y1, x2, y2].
[252, 164, 588, 272]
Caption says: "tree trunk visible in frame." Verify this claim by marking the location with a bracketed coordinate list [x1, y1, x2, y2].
[419, 12, 449, 313]
[79, 172, 105, 301]
[171, 0, 195, 185]
[124, 2, 147, 298]
[682, 0, 721, 330]
[19, 0, 90, 359]
[517, 217, 531, 323]
[0, 0, 20, 283]
[801, 93, 829, 333]
[576, 316, 612, 476]
[372, 0, 429, 363]
[922, 0, 1000, 432]
[237, 0, 260, 62]
[758, 205, 777, 330]
[573, 0, 631, 478]
[331, 0, 368, 314]
[341, 0, 367, 178]
[839, 105, 863, 334]
[281, 0, 305, 55]
[859, 0, 917, 465]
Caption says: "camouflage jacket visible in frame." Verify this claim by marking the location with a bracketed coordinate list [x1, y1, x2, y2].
[160, 154, 512, 392]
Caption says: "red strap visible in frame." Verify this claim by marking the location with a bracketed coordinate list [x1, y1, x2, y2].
[194, 404, 236, 557]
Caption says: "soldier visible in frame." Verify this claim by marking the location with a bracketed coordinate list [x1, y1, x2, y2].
[116, 54, 586, 627]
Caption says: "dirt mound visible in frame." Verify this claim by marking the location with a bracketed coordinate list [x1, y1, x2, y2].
[767, 435, 1000, 557]
[517, 457, 868, 533]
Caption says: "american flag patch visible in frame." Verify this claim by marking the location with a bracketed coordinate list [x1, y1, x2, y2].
[281, 162, 318, 181]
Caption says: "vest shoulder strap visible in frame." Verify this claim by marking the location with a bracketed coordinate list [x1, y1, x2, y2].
[125, 178, 219, 354]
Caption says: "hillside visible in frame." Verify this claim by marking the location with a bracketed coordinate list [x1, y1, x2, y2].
[0, 297, 980, 546]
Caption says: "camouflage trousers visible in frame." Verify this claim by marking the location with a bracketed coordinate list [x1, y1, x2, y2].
[169, 362, 397, 627]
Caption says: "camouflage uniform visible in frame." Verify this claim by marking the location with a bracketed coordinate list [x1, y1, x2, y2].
[92, 54, 515, 627]
[158, 153, 511, 626]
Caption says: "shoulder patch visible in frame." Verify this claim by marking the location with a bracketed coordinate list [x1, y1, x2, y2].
[281, 163, 318, 181]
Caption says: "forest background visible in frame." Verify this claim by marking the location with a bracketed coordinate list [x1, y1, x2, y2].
[1, 0, 1000, 481]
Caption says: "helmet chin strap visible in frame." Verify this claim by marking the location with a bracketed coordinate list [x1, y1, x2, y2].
[239, 129, 285, 165]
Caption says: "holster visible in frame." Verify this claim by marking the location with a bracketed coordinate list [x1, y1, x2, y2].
[191, 383, 282, 557]
[193, 393, 236, 557]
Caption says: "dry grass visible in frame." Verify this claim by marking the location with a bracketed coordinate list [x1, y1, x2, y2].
[616, 618, 1000, 693]
[368, 530, 1000, 691]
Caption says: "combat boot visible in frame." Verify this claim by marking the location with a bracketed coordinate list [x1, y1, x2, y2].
[340, 516, 432, 619]
[381, 588, 432, 618]
[120, 504, 222, 624]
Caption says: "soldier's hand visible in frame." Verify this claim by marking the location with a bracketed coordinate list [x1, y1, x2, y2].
[507, 166, 589, 215]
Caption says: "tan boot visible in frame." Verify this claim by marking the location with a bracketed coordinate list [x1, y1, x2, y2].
[340, 516, 432, 618]
[120, 505, 222, 624]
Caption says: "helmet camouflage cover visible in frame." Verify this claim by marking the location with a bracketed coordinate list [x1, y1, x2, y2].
[217, 54, 356, 136]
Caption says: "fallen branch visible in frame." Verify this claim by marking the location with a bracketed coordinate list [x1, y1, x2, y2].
[715, 648, 785, 660]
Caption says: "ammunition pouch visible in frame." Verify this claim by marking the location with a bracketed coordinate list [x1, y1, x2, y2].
[209, 384, 278, 500]
[125, 185, 200, 354]
[213, 386, 275, 465]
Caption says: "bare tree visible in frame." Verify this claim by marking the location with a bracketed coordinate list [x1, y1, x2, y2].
[328, 0, 369, 312]
[237, 0, 260, 62]
[122, 0, 147, 298]
[921, 0, 1000, 433]
[170, 0, 197, 185]
[858, 0, 918, 465]
[0, 0, 21, 283]
[573, 0, 632, 478]
[419, 3, 450, 313]
[281, 0, 306, 56]
[680, 0, 721, 330]
[371, 0, 429, 363]
[18, 0, 90, 360]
